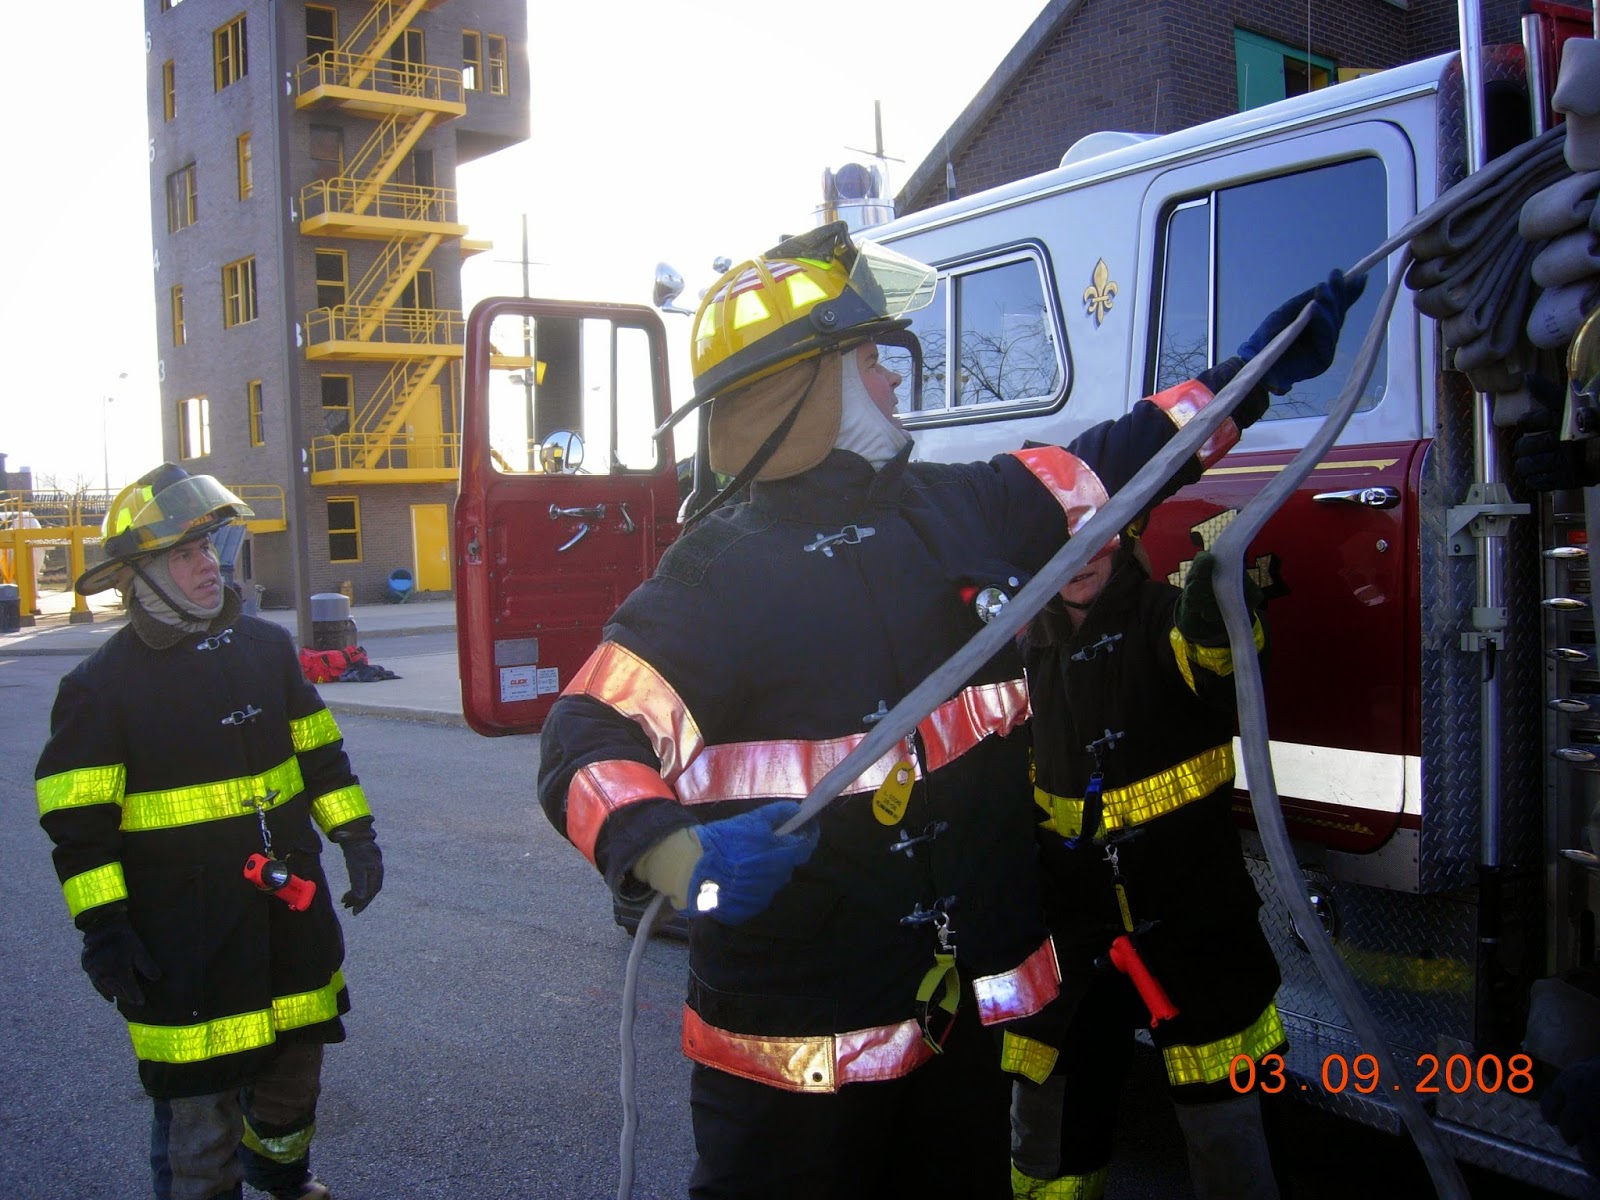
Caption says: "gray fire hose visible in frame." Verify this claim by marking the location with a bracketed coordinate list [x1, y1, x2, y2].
[613, 113, 1568, 1200]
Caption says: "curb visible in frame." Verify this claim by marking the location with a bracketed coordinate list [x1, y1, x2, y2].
[321, 700, 467, 727]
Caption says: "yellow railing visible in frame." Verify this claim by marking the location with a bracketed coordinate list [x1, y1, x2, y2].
[308, 432, 459, 475]
[231, 485, 286, 528]
[305, 304, 464, 351]
[300, 178, 459, 227]
[341, 109, 438, 202]
[295, 49, 463, 108]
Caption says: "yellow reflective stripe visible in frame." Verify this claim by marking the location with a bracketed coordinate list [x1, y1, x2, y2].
[1011, 1162, 1107, 1199]
[129, 1008, 276, 1063]
[1000, 1031, 1059, 1085]
[37, 763, 127, 817]
[274, 969, 346, 1032]
[126, 970, 345, 1064]
[1169, 616, 1266, 693]
[291, 708, 342, 753]
[242, 1118, 315, 1164]
[311, 784, 370, 833]
[63, 862, 129, 917]
[122, 758, 303, 832]
[1162, 1003, 1286, 1087]
[1035, 744, 1234, 837]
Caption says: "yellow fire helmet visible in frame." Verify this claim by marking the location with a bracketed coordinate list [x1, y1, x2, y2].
[76, 462, 254, 595]
[655, 221, 937, 442]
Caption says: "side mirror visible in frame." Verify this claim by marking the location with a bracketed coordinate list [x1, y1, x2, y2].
[540, 430, 585, 474]
[653, 263, 689, 314]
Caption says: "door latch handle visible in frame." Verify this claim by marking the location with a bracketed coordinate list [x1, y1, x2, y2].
[550, 503, 605, 521]
[1312, 486, 1401, 509]
[556, 523, 591, 553]
[617, 502, 635, 535]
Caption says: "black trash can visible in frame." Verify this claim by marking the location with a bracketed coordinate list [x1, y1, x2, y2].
[0, 584, 18, 635]
[309, 592, 358, 650]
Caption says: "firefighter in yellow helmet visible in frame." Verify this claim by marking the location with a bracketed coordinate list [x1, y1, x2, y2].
[536, 223, 1357, 1196]
[37, 463, 382, 1200]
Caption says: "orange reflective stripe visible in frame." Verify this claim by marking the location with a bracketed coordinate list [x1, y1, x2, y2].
[972, 936, 1061, 1025]
[919, 679, 1030, 772]
[565, 759, 676, 864]
[675, 680, 1030, 805]
[1147, 378, 1238, 469]
[1007, 446, 1111, 538]
[681, 1005, 935, 1093]
[567, 642, 704, 783]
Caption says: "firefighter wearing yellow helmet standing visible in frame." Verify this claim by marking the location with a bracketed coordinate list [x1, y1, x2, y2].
[35, 463, 383, 1200]
[536, 223, 1357, 1197]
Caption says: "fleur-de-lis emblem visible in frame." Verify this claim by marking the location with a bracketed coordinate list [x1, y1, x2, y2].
[1083, 258, 1118, 325]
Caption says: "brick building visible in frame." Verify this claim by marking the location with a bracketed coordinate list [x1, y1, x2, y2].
[145, 0, 526, 608]
[897, 0, 1525, 217]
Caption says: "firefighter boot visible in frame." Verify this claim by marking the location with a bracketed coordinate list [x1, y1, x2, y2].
[270, 1182, 331, 1200]
[1172, 1093, 1280, 1200]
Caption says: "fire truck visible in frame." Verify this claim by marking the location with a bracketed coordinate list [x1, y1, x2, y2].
[454, 3, 1600, 1192]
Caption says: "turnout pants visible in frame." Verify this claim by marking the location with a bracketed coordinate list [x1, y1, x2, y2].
[1011, 973, 1282, 1200]
[688, 993, 1012, 1199]
[150, 1042, 323, 1200]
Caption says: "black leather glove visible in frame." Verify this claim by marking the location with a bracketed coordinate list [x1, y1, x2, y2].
[1174, 551, 1263, 646]
[1237, 269, 1368, 395]
[330, 816, 384, 914]
[1543, 1055, 1600, 1178]
[80, 907, 161, 1006]
[1512, 375, 1600, 492]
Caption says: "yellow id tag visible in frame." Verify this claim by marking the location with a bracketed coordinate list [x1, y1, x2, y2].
[872, 759, 915, 826]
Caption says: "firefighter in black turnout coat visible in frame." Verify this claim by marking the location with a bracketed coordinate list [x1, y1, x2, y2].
[536, 224, 1359, 1198]
[1010, 270, 1365, 1200]
[35, 464, 383, 1200]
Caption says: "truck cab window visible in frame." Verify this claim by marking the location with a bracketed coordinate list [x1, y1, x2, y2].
[901, 252, 1063, 416]
[486, 313, 661, 475]
[1153, 156, 1388, 421]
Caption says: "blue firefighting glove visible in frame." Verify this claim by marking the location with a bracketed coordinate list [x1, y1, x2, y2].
[684, 801, 820, 925]
[1237, 269, 1368, 395]
[329, 816, 384, 914]
[1511, 375, 1600, 492]
[1174, 551, 1263, 646]
[1543, 1054, 1600, 1177]
[80, 907, 161, 1006]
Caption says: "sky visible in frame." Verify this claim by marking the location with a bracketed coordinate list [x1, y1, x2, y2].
[2, 0, 1045, 489]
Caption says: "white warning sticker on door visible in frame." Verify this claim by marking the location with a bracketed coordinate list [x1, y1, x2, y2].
[537, 667, 561, 695]
[500, 666, 537, 702]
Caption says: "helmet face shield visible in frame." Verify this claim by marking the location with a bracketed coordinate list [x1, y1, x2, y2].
[846, 239, 937, 325]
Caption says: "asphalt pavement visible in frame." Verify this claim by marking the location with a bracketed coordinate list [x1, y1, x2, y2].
[5, 586, 465, 725]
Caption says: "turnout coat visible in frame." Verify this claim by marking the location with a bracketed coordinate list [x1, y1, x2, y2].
[36, 601, 371, 1099]
[538, 382, 1239, 1093]
[1023, 559, 1284, 1088]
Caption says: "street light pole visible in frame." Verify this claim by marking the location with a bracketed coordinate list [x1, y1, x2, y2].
[102, 372, 128, 499]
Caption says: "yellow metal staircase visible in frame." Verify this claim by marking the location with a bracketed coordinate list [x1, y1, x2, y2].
[295, 0, 465, 484]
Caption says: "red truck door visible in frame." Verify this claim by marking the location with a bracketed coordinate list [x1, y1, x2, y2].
[455, 298, 681, 735]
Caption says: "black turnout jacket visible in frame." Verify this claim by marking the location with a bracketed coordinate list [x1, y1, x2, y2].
[36, 599, 372, 1099]
[539, 387, 1230, 1094]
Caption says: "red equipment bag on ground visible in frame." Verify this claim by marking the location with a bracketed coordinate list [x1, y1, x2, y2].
[298, 645, 368, 684]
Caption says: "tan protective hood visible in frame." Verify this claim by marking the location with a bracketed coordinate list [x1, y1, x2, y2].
[707, 352, 844, 482]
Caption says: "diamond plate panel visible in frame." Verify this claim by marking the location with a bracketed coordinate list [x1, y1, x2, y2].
[1251, 858, 1475, 1048]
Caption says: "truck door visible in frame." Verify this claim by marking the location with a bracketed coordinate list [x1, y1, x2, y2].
[455, 298, 680, 735]
[1139, 121, 1424, 852]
